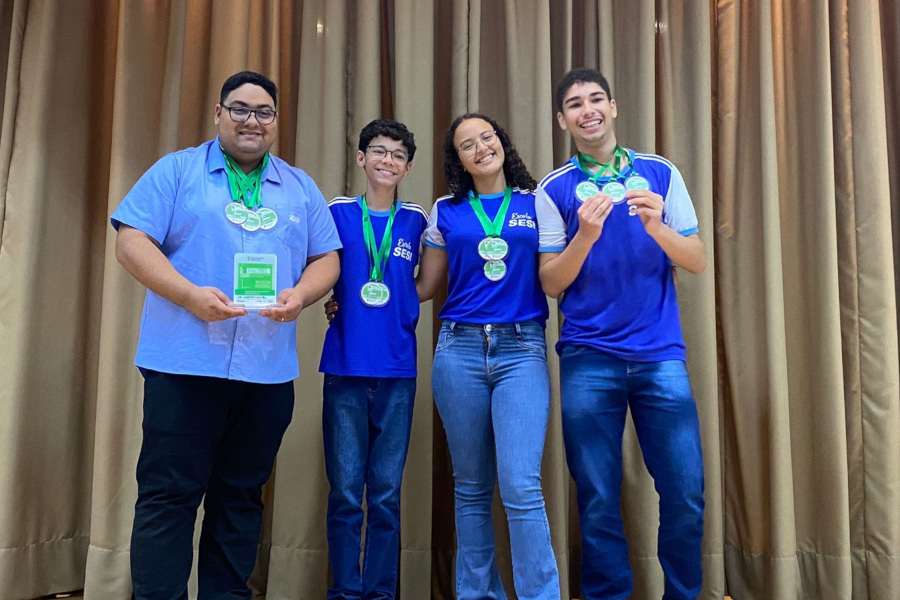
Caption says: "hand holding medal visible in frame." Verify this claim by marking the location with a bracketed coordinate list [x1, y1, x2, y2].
[575, 191, 614, 243]
[625, 188, 665, 234]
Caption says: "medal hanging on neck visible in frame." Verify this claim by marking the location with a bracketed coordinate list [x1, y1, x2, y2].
[222, 149, 278, 231]
[359, 195, 397, 307]
[469, 187, 512, 281]
[575, 147, 649, 211]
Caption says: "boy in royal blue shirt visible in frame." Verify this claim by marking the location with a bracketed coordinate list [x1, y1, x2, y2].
[535, 68, 708, 600]
[318, 119, 427, 600]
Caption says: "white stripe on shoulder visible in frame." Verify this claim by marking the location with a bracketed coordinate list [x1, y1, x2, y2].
[539, 162, 578, 187]
[328, 196, 357, 207]
[634, 152, 676, 170]
[433, 194, 453, 205]
[399, 201, 429, 219]
[512, 187, 535, 196]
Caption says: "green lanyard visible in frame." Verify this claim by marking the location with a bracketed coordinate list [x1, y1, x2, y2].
[577, 146, 626, 182]
[468, 186, 513, 237]
[222, 149, 270, 210]
[361, 195, 397, 282]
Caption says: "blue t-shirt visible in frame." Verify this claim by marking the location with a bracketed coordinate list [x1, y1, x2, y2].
[319, 196, 428, 378]
[110, 138, 342, 384]
[425, 188, 548, 325]
[535, 150, 699, 361]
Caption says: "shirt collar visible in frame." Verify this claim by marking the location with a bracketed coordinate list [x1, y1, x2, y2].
[208, 137, 282, 184]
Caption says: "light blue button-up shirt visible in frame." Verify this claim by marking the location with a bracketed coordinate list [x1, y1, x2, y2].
[111, 139, 341, 384]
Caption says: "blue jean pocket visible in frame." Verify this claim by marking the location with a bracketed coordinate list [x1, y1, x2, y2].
[435, 326, 456, 352]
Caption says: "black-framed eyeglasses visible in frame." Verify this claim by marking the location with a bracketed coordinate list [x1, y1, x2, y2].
[222, 104, 277, 124]
[457, 130, 497, 156]
[366, 145, 409, 164]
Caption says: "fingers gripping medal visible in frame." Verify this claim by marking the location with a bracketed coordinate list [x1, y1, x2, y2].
[624, 175, 650, 215]
[469, 187, 513, 281]
[360, 195, 397, 307]
[575, 181, 600, 203]
[601, 181, 627, 204]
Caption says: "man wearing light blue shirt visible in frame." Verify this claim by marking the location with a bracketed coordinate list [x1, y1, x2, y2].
[111, 71, 341, 600]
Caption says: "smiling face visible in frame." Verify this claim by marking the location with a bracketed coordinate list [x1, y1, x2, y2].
[556, 81, 618, 153]
[357, 135, 412, 190]
[454, 117, 505, 181]
[215, 83, 277, 172]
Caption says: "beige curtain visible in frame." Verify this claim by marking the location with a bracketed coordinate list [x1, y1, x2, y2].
[0, 1, 897, 599]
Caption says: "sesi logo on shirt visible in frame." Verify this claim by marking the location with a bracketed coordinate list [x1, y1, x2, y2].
[392, 238, 415, 261]
[508, 212, 536, 229]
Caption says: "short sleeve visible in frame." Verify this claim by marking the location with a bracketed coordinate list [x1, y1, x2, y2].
[424, 201, 446, 249]
[535, 186, 568, 251]
[110, 154, 180, 245]
[662, 165, 699, 236]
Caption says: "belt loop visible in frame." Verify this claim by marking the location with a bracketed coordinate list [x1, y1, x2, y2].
[449, 321, 457, 332]
[515, 322, 522, 336]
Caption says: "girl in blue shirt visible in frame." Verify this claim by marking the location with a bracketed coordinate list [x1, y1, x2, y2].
[417, 114, 560, 600]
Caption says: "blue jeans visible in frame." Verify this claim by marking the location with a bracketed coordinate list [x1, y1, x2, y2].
[322, 375, 417, 600]
[559, 346, 704, 600]
[131, 370, 294, 600]
[432, 321, 560, 600]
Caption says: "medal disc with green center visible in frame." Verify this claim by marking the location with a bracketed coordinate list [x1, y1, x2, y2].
[575, 181, 600, 203]
[360, 281, 390, 307]
[601, 181, 627, 204]
[477, 237, 509, 261]
[483, 260, 507, 282]
[625, 175, 650, 191]
[257, 207, 279, 230]
[225, 202, 249, 224]
[241, 210, 262, 231]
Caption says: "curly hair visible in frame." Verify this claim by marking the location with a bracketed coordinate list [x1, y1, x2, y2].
[358, 119, 416, 161]
[442, 113, 536, 203]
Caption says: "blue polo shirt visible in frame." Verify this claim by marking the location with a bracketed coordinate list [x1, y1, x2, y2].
[319, 196, 428, 378]
[425, 189, 548, 326]
[110, 138, 342, 384]
[535, 150, 699, 361]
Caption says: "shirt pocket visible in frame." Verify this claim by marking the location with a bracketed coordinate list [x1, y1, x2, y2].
[274, 199, 305, 250]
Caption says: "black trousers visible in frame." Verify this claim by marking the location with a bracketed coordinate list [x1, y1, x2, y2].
[130, 370, 294, 600]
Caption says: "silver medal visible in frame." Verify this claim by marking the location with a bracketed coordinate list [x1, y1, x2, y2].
[360, 281, 391, 307]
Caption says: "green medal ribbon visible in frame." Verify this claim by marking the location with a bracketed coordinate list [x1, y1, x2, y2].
[577, 145, 628, 182]
[221, 148, 270, 210]
[468, 186, 513, 238]
[361, 195, 398, 282]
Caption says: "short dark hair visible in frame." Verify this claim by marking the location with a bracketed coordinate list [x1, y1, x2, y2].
[555, 67, 612, 113]
[220, 71, 278, 108]
[358, 119, 417, 162]
[442, 113, 536, 203]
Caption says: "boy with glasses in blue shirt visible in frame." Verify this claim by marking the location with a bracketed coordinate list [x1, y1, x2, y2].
[319, 119, 428, 600]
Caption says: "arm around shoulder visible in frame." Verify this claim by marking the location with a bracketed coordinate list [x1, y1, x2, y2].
[416, 245, 448, 302]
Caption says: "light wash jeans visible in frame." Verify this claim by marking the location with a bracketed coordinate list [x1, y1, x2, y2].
[432, 321, 560, 600]
[560, 346, 704, 600]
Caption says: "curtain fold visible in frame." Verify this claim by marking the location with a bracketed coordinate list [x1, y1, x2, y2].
[0, 1, 897, 599]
